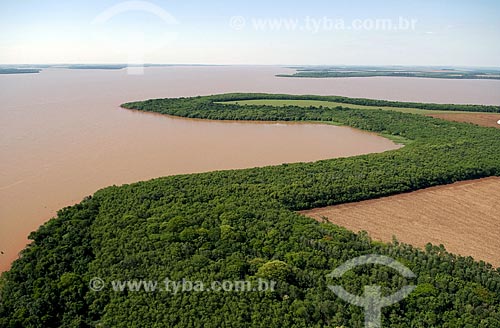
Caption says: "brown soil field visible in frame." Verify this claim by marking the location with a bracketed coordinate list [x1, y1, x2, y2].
[428, 113, 500, 128]
[300, 177, 500, 267]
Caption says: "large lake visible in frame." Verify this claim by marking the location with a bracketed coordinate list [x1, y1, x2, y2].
[1, 66, 500, 271]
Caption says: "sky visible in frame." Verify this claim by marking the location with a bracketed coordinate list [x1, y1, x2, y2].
[1, 0, 499, 66]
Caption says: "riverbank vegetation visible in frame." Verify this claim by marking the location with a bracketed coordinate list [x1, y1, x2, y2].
[214, 93, 500, 113]
[1, 93, 500, 327]
[278, 66, 500, 80]
[0, 68, 41, 74]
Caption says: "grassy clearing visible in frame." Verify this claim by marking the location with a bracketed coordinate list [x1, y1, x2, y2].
[220, 99, 481, 115]
[313, 121, 412, 145]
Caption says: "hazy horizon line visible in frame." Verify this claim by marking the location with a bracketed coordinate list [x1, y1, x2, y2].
[2, 63, 499, 69]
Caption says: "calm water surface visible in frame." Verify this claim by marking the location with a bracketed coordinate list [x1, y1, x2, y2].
[1, 66, 499, 271]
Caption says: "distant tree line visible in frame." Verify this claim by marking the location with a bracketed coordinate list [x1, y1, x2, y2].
[277, 69, 500, 80]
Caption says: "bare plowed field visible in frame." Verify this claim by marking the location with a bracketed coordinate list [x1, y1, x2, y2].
[300, 177, 500, 267]
[428, 113, 500, 128]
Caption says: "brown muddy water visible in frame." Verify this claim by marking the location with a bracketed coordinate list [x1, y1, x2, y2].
[1, 66, 500, 271]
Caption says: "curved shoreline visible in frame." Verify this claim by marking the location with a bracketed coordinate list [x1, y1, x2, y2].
[2, 93, 500, 327]
[1, 108, 400, 273]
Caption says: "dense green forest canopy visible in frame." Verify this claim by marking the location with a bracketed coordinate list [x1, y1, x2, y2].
[219, 99, 494, 115]
[1, 93, 500, 327]
[152, 93, 500, 113]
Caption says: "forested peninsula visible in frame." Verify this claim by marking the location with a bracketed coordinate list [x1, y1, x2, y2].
[1, 94, 499, 327]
